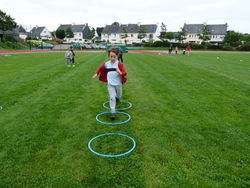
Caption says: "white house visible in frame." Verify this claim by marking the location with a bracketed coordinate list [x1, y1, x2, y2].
[30, 26, 52, 40]
[101, 23, 160, 44]
[57, 24, 90, 43]
[183, 23, 228, 45]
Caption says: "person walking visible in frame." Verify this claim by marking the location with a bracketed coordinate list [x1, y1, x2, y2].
[168, 44, 173, 54]
[92, 47, 127, 120]
[70, 46, 75, 67]
[65, 47, 73, 67]
[118, 47, 123, 62]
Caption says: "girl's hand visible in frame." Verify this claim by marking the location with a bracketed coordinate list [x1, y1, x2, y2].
[92, 74, 97, 78]
[116, 68, 122, 75]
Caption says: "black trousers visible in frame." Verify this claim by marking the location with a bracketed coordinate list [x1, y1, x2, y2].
[118, 55, 123, 62]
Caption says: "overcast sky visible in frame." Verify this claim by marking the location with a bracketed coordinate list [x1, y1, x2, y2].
[1, 0, 249, 34]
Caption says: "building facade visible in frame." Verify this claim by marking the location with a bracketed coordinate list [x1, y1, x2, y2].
[57, 24, 89, 43]
[101, 23, 160, 44]
[183, 23, 228, 45]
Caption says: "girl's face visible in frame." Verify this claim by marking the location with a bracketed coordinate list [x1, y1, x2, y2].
[109, 52, 118, 63]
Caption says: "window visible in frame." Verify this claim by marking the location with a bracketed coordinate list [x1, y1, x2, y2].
[131, 34, 133, 37]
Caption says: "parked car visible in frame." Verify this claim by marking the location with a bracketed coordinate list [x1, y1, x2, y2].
[82, 44, 92, 49]
[98, 44, 106, 49]
[37, 43, 54, 49]
[89, 44, 99, 49]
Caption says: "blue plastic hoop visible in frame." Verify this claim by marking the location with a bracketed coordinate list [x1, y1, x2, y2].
[0, 106, 2, 110]
[96, 111, 131, 125]
[88, 133, 136, 157]
[103, 100, 132, 110]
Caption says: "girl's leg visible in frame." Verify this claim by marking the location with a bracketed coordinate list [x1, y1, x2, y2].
[115, 85, 122, 100]
[107, 85, 116, 113]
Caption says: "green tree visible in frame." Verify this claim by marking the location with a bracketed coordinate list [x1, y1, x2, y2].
[197, 24, 211, 43]
[159, 22, 167, 40]
[51, 31, 56, 38]
[242, 34, 250, 44]
[55, 29, 65, 39]
[96, 27, 104, 37]
[138, 26, 147, 40]
[112, 22, 120, 25]
[0, 10, 17, 40]
[65, 26, 74, 39]
[88, 28, 95, 39]
[160, 22, 167, 33]
[177, 27, 187, 43]
[223, 30, 243, 46]
[121, 27, 129, 44]
[165, 32, 175, 40]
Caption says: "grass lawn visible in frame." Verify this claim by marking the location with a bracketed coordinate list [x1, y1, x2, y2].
[0, 51, 249, 187]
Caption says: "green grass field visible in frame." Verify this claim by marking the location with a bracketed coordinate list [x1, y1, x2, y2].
[0, 51, 249, 187]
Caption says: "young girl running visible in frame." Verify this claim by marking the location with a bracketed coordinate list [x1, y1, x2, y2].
[92, 47, 127, 120]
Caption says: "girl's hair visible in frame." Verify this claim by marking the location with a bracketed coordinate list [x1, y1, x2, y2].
[108, 47, 119, 56]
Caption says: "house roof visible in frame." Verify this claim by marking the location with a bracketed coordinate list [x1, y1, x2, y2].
[102, 23, 158, 34]
[183, 23, 228, 35]
[57, 24, 87, 32]
[30, 27, 45, 36]
[0, 27, 19, 35]
[18, 25, 27, 33]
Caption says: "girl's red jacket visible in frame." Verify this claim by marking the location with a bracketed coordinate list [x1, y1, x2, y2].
[95, 62, 127, 83]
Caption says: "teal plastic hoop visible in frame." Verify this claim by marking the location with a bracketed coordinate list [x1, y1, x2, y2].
[103, 100, 132, 110]
[88, 133, 136, 157]
[96, 111, 131, 125]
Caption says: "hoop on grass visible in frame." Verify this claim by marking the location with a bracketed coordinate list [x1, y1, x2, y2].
[96, 111, 131, 125]
[103, 100, 132, 111]
[88, 133, 136, 157]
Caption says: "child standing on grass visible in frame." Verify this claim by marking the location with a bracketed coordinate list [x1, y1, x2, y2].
[65, 47, 73, 67]
[175, 46, 178, 54]
[70, 46, 75, 67]
[186, 45, 191, 56]
[92, 47, 127, 120]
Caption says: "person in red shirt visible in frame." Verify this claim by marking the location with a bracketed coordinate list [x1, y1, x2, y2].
[186, 45, 191, 56]
[92, 47, 127, 120]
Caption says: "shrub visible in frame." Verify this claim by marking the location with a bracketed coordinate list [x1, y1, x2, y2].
[3, 34, 16, 42]
[237, 44, 250, 51]
[153, 41, 163, 47]
[55, 38, 63, 44]
[207, 44, 223, 50]
[27, 40, 43, 47]
[144, 42, 153, 47]
[222, 45, 234, 51]
[26, 36, 38, 41]
[5, 41, 16, 49]
[162, 40, 170, 47]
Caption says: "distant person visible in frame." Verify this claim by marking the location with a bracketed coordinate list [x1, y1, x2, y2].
[65, 47, 73, 67]
[118, 47, 123, 62]
[70, 46, 75, 67]
[168, 44, 173, 54]
[186, 45, 191, 56]
[92, 47, 127, 120]
[175, 47, 178, 54]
